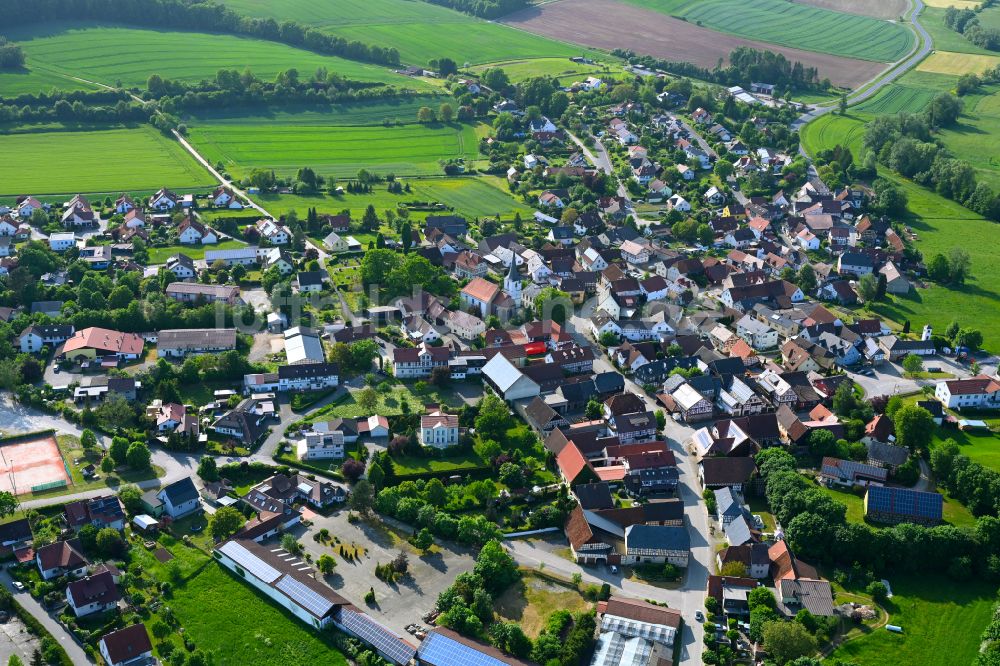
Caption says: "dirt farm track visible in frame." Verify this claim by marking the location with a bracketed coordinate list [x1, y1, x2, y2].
[500, 0, 889, 89]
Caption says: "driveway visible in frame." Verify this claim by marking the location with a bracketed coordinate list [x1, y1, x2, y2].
[290, 512, 476, 636]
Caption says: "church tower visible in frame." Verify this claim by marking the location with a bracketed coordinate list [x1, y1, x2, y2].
[504, 257, 522, 300]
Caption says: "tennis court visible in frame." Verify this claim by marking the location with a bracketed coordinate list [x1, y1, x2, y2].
[0, 434, 71, 495]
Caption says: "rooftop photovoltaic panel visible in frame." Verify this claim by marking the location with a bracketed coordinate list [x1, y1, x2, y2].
[339, 609, 416, 665]
[218, 541, 280, 583]
[417, 631, 510, 666]
[275, 576, 335, 619]
[867, 486, 942, 519]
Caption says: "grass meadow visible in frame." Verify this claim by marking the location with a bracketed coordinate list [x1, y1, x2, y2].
[468, 57, 622, 84]
[934, 429, 1000, 473]
[189, 121, 481, 179]
[618, 0, 913, 61]
[147, 240, 248, 264]
[169, 561, 349, 666]
[4, 21, 428, 92]
[827, 574, 996, 666]
[0, 125, 213, 196]
[922, 6, 1000, 56]
[222, 0, 586, 66]
[253, 176, 529, 224]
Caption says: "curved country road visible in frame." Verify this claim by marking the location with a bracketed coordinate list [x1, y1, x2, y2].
[794, 0, 931, 134]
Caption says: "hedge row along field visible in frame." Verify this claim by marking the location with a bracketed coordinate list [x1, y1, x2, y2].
[223, 0, 586, 66]
[619, 0, 915, 62]
[0, 125, 214, 196]
[187, 121, 482, 179]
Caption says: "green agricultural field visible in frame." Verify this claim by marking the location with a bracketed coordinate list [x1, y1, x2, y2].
[0, 66, 92, 97]
[169, 562, 349, 666]
[223, 0, 587, 66]
[469, 57, 621, 84]
[799, 111, 869, 157]
[827, 575, 996, 666]
[189, 121, 481, 179]
[254, 176, 529, 224]
[5, 21, 427, 92]
[620, 0, 914, 62]
[854, 83, 939, 115]
[0, 125, 214, 196]
[187, 97, 448, 128]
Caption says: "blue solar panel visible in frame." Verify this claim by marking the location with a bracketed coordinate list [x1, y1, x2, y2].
[275, 576, 334, 619]
[417, 631, 511, 666]
[866, 486, 942, 520]
[338, 609, 415, 665]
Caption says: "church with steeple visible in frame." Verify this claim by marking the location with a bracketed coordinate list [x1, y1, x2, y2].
[504, 257, 522, 301]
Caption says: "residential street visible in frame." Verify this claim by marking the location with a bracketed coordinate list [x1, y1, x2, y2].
[565, 302, 708, 664]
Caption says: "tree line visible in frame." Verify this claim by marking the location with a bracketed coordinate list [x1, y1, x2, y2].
[7, 0, 400, 66]
[864, 104, 1000, 221]
[758, 447, 1000, 582]
[0, 36, 25, 69]
[421, 0, 527, 19]
[945, 4, 1000, 51]
[612, 46, 825, 93]
[147, 67, 423, 113]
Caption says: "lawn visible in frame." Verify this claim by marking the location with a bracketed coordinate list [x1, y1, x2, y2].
[305, 384, 464, 421]
[222, 0, 588, 66]
[619, 0, 914, 61]
[802, 111, 1000, 351]
[495, 572, 594, 638]
[934, 428, 1000, 473]
[390, 451, 488, 476]
[147, 239, 247, 264]
[188, 121, 481, 179]
[5, 21, 426, 91]
[827, 574, 997, 666]
[253, 175, 529, 222]
[168, 561, 349, 666]
[812, 477, 977, 528]
[0, 125, 213, 196]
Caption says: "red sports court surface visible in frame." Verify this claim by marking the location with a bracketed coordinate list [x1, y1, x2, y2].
[0, 435, 71, 495]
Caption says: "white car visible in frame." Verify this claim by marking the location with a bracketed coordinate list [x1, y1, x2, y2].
[11, 581, 24, 591]
[610, 565, 619, 574]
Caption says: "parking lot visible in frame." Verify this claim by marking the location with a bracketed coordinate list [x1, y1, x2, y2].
[290, 510, 477, 636]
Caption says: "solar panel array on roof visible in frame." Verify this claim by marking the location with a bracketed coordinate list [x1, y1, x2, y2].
[338, 609, 415, 665]
[275, 576, 334, 619]
[866, 486, 942, 519]
[218, 541, 280, 583]
[417, 631, 510, 666]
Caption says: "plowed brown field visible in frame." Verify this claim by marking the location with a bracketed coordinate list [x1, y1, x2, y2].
[500, 0, 888, 88]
